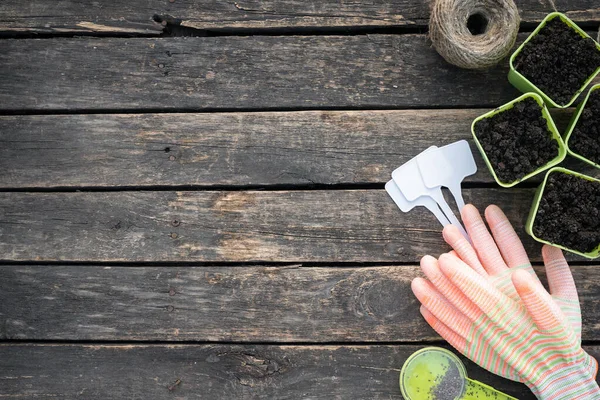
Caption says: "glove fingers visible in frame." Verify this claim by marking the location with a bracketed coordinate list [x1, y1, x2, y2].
[554, 298, 582, 341]
[461, 204, 508, 275]
[411, 277, 473, 339]
[542, 245, 580, 340]
[420, 305, 467, 350]
[512, 269, 567, 332]
[438, 252, 504, 317]
[542, 245, 578, 301]
[485, 205, 532, 270]
[442, 224, 487, 276]
[420, 255, 481, 321]
[422, 305, 523, 382]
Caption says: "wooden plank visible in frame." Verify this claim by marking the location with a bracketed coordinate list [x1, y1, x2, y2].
[0, 189, 592, 263]
[0, 1, 598, 34]
[0, 35, 528, 111]
[2, 344, 600, 399]
[2, 265, 599, 342]
[0, 110, 483, 188]
[3, 110, 594, 188]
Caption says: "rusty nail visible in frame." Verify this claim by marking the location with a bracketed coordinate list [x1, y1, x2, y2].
[170, 232, 178, 239]
[169, 155, 176, 161]
[169, 287, 177, 296]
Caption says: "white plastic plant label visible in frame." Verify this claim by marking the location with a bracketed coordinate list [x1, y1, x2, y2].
[416, 140, 477, 211]
[385, 180, 451, 227]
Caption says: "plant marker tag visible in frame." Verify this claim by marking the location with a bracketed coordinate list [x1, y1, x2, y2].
[392, 148, 469, 240]
[385, 180, 451, 228]
[416, 140, 477, 211]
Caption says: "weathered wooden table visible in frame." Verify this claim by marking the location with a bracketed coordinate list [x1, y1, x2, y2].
[1, 2, 599, 398]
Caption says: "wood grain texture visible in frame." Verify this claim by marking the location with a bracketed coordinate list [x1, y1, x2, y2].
[2, 110, 594, 189]
[0, 110, 482, 188]
[0, 0, 598, 33]
[6, 343, 599, 399]
[0, 35, 527, 111]
[0, 189, 592, 263]
[1, 265, 599, 342]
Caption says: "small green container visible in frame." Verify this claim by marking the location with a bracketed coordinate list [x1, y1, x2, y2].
[471, 92, 567, 188]
[525, 167, 600, 259]
[508, 12, 600, 108]
[564, 84, 600, 169]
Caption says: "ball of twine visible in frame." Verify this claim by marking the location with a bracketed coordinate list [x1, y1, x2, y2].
[429, 0, 520, 69]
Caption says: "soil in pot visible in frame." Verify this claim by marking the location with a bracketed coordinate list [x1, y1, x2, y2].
[513, 18, 600, 105]
[533, 172, 600, 253]
[569, 89, 600, 164]
[473, 97, 559, 184]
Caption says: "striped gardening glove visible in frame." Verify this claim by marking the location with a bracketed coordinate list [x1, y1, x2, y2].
[412, 205, 599, 399]
[444, 205, 584, 342]
[441, 204, 594, 380]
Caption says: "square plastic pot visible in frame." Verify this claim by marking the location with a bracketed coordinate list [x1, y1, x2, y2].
[564, 84, 600, 169]
[471, 92, 567, 188]
[508, 12, 600, 108]
[525, 167, 600, 259]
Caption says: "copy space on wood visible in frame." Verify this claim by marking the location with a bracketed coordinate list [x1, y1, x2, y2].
[0, 35, 525, 111]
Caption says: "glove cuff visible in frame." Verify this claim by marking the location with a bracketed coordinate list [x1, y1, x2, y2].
[528, 359, 600, 400]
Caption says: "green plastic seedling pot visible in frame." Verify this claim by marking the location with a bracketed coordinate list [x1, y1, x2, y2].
[399, 347, 517, 400]
[526, 167, 600, 259]
[508, 12, 600, 108]
[471, 92, 567, 188]
[564, 84, 600, 169]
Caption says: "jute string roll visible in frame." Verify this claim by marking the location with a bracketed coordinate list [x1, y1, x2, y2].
[429, 0, 520, 69]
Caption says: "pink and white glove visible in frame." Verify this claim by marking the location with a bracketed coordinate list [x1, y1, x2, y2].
[445, 205, 584, 341]
[412, 204, 599, 400]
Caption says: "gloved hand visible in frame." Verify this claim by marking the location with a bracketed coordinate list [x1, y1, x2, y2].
[444, 205, 583, 340]
[412, 204, 599, 400]
[438, 204, 594, 380]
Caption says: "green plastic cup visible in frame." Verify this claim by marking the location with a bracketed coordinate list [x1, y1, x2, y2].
[471, 92, 567, 188]
[564, 84, 600, 169]
[508, 12, 600, 108]
[525, 167, 600, 259]
[399, 347, 517, 400]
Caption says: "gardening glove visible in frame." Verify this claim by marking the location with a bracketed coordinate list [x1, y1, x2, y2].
[417, 205, 596, 382]
[444, 205, 584, 341]
[413, 253, 600, 399]
[412, 204, 599, 399]
[441, 204, 596, 380]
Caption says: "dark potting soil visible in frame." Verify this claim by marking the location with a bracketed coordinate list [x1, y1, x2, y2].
[474, 98, 559, 183]
[514, 18, 600, 105]
[533, 172, 600, 253]
[569, 89, 600, 165]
